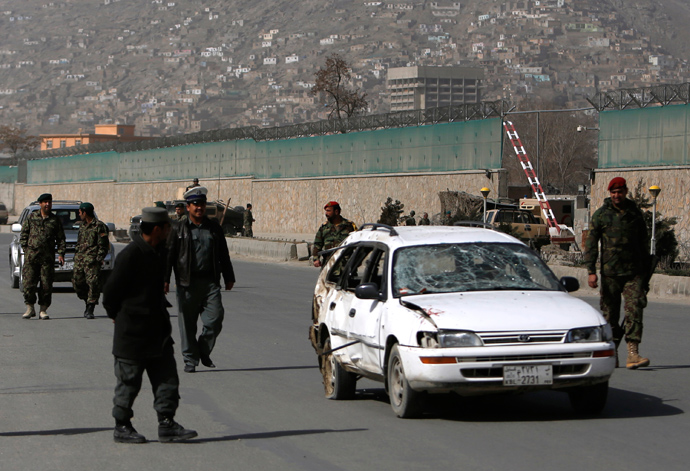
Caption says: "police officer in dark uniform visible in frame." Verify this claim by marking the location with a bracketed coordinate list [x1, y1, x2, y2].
[104, 207, 197, 444]
[165, 186, 236, 373]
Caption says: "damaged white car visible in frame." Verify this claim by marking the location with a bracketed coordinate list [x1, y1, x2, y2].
[309, 224, 616, 418]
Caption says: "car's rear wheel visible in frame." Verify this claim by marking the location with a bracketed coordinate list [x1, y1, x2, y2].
[568, 381, 608, 415]
[387, 344, 422, 418]
[322, 338, 357, 400]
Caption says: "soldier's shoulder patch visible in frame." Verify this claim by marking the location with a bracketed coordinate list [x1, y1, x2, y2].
[99, 233, 107, 237]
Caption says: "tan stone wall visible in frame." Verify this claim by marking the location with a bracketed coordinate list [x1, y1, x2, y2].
[13, 170, 503, 234]
[591, 167, 690, 247]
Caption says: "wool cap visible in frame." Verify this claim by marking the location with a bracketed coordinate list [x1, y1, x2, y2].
[37, 193, 52, 202]
[141, 207, 170, 224]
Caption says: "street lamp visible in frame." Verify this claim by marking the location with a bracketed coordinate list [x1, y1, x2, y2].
[649, 185, 661, 255]
[480, 187, 491, 222]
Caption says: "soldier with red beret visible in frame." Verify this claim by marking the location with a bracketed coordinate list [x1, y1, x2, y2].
[585, 177, 652, 369]
[312, 201, 357, 268]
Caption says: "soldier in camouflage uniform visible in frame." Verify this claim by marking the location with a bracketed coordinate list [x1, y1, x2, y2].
[312, 201, 357, 268]
[244, 203, 255, 238]
[405, 210, 417, 226]
[20, 193, 66, 320]
[419, 212, 431, 225]
[585, 177, 651, 369]
[73, 202, 110, 319]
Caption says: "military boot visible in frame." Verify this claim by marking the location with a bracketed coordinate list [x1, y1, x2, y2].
[22, 304, 36, 319]
[38, 306, 49, 320]
[626, 341, 650, 369]
[158, 417, 198, 442]
[85, 303, 95, 319]
[113, 421, 147, 444]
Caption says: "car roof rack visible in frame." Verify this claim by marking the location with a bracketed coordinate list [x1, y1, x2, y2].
[360, 223, 398, 236]
[452, 220, 495, 230]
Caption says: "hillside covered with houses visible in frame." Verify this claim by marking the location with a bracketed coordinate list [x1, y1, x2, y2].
[1, 0, 689, 136]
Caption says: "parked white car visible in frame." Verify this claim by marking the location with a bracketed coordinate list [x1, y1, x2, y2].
[309, 224, 615, 418]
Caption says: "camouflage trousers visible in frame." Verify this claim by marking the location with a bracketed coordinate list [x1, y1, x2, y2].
[600, 274, 647, 344]
[22, 256, 55, 307]
[72, 261, 102, 304]
[244, 226, 253, 238]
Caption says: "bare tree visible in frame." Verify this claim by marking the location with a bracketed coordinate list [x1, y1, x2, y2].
[502, 99, 597, 195]
[311, 54, 368, 119]
[0, 125, 41, 165]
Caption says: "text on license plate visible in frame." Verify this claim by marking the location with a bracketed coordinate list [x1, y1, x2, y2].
[503, 365, 553, 386]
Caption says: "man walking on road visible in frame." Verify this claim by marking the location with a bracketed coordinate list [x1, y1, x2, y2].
[20, 193, 66, 320]
[103, 207, 197, 444]
[72, 202, 109, 319]
[312, 201, 357, 268]
[166, 186, 236, 373]
[585, 177, 652, 369]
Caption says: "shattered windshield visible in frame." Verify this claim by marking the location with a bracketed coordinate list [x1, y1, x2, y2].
[392, 243, 562, 297]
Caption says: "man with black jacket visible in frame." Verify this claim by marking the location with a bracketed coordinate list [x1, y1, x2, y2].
[103, 207, 197, 444]
[165, 186, 236, 373]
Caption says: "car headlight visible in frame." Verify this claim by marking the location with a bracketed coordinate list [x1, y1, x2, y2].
[566, 325, 611, 343]
[438, 330, 483, 348]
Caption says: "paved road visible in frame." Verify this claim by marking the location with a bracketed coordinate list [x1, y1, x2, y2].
[0, 234, 689, 471]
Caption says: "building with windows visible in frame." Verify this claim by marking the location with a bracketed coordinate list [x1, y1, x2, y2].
[387, 66, 484, 111]
[40, 124, 154, 151]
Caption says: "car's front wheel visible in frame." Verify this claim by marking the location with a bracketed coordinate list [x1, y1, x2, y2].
[387, 344, 422, 418]
[322, 337, 357, 400]
[568, 381, 608, 415]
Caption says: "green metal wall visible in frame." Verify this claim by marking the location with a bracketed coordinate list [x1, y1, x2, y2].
[28, 151, 119, 184]
[26, 119, 503, 183]
[599, 105, 690, 168]
[0, 165, 18, 183]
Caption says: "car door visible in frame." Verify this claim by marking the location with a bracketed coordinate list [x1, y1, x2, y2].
[346, 247, 387, 374]
[333, 245, 387, 375]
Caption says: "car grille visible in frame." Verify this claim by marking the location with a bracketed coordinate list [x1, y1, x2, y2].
[478, 330, 568, 345]
[456, 352, 591, 363]
[462, 364, 589, 379]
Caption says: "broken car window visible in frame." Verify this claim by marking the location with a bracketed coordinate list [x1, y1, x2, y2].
[392, 243, 562, 297]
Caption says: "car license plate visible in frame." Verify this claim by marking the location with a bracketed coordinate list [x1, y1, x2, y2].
[503, 365, 553, 386]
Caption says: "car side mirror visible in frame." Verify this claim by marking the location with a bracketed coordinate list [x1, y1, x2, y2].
[11, 223, 21, 233]
[355, 282, 381, 300]
[560, 276, 579, 292]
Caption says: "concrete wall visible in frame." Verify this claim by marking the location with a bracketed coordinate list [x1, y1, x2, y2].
[12, 169, 503, 234]
[0, 183, 15, 213]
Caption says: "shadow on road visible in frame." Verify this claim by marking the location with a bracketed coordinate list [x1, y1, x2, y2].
[189, 427, 368, 444]
[353, 386, 683, 421]
[194, 365, 320, 373]
[0, 427, 111, 437]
